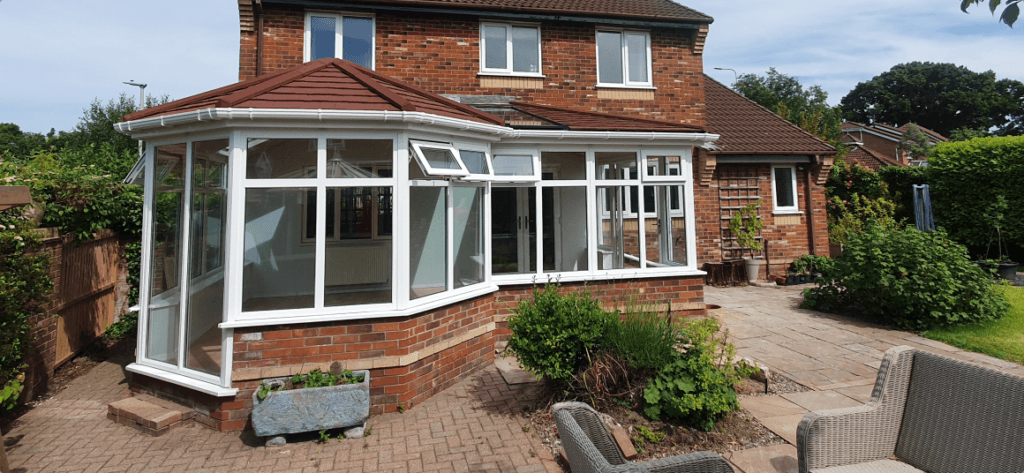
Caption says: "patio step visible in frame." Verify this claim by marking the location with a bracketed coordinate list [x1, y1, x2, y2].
[107, 394, 194, 437]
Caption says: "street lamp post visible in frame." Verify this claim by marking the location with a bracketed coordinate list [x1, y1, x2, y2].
[123, 81, 147, 158]
[714, 67, 738, 85]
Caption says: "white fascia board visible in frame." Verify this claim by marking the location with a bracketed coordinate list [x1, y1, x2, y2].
[115, 108, 515, 140]
[842, 127, 901, 143]
[508, 130, 719, 145]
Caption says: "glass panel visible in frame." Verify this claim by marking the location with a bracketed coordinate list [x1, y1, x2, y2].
[421, 147, 461, 170]
[491, 186, 536, 274]
[541, 152, 586, 180]
[644, 185, 688, 267]
[310, 16, 336, 61]
[342, 17, 373, 68]
[247, 139, 317, 179]
[596, 186, 641, 270]
[542, 187, 588, 272]
[410, 187, 447, 300]
[453, 187, 485, 289]
[324, 189, 392, 306]
[377, 171, 393, 237]
[326, 139, 392, 178]
[460, 150, 490, 175]
[511, 26, 539, 73]
[595, 152, 636, 180]
[492, 155, 534, 176]
[147, 144, 186, 364]
[775, 167, 795, 208]
[597, 31, 623, 84]
[185, 139, 229, 376]
[484, 25, 507, 70]
[242, 188, 316, 311]
[626, 33, 648, 83]
[645, 155, 682, 177]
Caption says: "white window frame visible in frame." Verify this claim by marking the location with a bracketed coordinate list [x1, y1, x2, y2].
[479, 22, 543, 77]
[453, 141, 495, 180]
[771, 165, 800, 214]
[410, 140, 470, 177]
[490, 149, 541, 182]
[303, 12, 376, 69]
[301, 164, 394, 244]
[595, 28, 653, 89]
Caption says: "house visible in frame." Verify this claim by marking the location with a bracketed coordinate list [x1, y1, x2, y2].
[115, 0, 834, 432]
[840, 121, 947, 168]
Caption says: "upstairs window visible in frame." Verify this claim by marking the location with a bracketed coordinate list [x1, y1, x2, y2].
[480, 23, 541, 75]
[305, 13, 375, 69]
[596, 29, 652, 87]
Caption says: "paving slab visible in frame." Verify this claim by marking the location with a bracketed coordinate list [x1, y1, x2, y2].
[835, 384, 875, 403]
[755, 414, 806, 446]
[725, 444, 799, 473]
[781, 391, 864, 412]
[738, 396, 807, 419]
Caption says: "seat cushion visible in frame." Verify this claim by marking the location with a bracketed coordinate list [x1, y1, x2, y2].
[811, 459, 923, 473]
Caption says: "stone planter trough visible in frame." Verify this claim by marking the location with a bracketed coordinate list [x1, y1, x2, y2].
[251, 370, 370, 440]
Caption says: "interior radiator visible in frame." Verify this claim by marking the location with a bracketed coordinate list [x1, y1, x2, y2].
[325, 245, 390, 286]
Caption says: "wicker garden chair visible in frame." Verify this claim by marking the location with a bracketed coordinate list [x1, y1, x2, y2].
[552, 402, 735, 473]
[797, 345, 1024, 473]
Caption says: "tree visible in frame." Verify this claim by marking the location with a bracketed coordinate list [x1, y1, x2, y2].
[948, 126, 989, 141]
[841, 62, 1024, 137]
[897, 124, 933, 161]
[961, 0, 1020, 27]
[733, 68, 844, 142]
[0, 123, 50, 160]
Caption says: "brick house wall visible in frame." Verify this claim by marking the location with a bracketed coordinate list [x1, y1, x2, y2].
[239, 9, 707, 127]
[130, 276, 704, 431]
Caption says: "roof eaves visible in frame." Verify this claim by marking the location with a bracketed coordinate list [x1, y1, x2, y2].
[123, 66, 297, 121]
[214, 59, 332, 108]
[511, 101, 704, 132]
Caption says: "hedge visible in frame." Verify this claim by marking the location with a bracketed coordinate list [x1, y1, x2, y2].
[929, 136, 1024, 248]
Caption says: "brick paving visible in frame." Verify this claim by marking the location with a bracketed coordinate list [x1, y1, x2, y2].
[5, 353, 552, 473]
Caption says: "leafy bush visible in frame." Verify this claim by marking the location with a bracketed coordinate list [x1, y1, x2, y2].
[792, 255, 835, 277]
[603, 308, 679, 372]
[930, 136, 1024, 248]
[104, 311, 138, 340]
[0, 216, 52, 390]
[803, 225, 1009, 329]
[826, 194, 900, 244]
[878, 166, 929, 224]
[506, 283, 610, 387]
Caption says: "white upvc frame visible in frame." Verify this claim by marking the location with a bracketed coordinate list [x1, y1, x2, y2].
[771, 165, 800, 214]
[490, 148, 541, 182]
[595, 28, 654, 89]
[453, 140, 495, 180]
[410, 140, 470, 177]
[303, 11, 376, 69]
[479, 21, 543, 77]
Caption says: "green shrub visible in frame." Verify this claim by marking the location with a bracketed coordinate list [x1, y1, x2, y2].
[642, 350, 738, 431]
[803, 225, 1009, 329]
[0, 215, 52, 389]
[878, 166, 929, 223]
[930, 136, 1024, 248]
[603, 308, 679, 372]
[826, 194, 900, 245]
[792, 255, 835, 277]
[506, 283, 610, 386]
[104, 311, 138, 340]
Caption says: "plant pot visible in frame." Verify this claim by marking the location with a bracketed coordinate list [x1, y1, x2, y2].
[997, 262, 1019, 281]
[251, 370, 370, 438]
[745, 258, 762, 283]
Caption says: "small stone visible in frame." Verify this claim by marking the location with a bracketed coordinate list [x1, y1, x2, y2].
[265, 436, 286, 447]
[343, 424, 365, 439]
[240, 332, 263, 342]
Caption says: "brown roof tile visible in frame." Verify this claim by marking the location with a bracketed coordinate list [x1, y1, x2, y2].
[508, 101, 705, 132]
[845, 145, 904, 171]
[123, 58, 505, 126]
[280, 0, 713, 23]
[703, 76, 836, 155]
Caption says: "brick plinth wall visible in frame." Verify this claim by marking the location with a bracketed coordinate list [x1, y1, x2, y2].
[239, 9, 706, 127]
[129, 275, 704, 432]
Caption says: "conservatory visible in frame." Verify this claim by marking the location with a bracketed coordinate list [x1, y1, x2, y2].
[117, 59, 716, 407]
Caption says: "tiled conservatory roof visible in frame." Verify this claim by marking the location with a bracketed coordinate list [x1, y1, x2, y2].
[123, 58, 506, 126]
[703, 75, 837, 156]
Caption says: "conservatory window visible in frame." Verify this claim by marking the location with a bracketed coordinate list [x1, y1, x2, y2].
[642, 185, 688, 267]
[410, 140, 469, 177]
[243, 188, 317, 311]
[147, 143, 187, 365]
[491, 186, 536, 274]
[492, 154, 538, 180]
[453, 186, 485, 288]
[409, 186, 447, 300]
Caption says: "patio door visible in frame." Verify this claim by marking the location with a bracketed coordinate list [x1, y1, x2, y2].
[491, 187, 535, 274]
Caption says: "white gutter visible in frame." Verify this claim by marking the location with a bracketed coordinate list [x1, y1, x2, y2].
[116, 108, 720, 144]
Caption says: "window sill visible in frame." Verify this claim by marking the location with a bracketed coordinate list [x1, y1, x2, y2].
[478, 72, 546, 78]
[492, 268, 706, 286]
[596, 84, 657, 90]
[126, 363, 237, 397]
[773, 210, 804, 215]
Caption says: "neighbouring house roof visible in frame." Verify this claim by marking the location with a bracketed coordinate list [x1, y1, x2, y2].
[840, 121, 948, 144]
[702, 76, 837, 156]
[845, 145, 904, 171]
[897, 123, 948, 142]
[123, 58, 505, 126]
[263, 0, 713, 24]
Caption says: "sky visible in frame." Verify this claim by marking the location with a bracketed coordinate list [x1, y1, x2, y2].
[1, 1, 1021, 135]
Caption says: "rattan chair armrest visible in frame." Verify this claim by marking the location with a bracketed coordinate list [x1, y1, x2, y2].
[636, 451, 735, 473]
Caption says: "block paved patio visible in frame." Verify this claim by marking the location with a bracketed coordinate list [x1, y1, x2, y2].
[3, 352, 555, 473]
[710, 284, 1024, 473]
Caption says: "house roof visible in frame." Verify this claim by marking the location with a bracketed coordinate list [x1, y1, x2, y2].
[898, 123, 948, 142]
[266, 0, 713, 24]
[123, 58, 505, 126]
[841, 121, 948, 144]
[504, 102, 705, 132]
[845, 145, 904, 171]
[702, 76, 837, 156]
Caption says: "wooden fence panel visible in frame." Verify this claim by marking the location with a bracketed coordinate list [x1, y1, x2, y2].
[53, 233, 120, 365]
